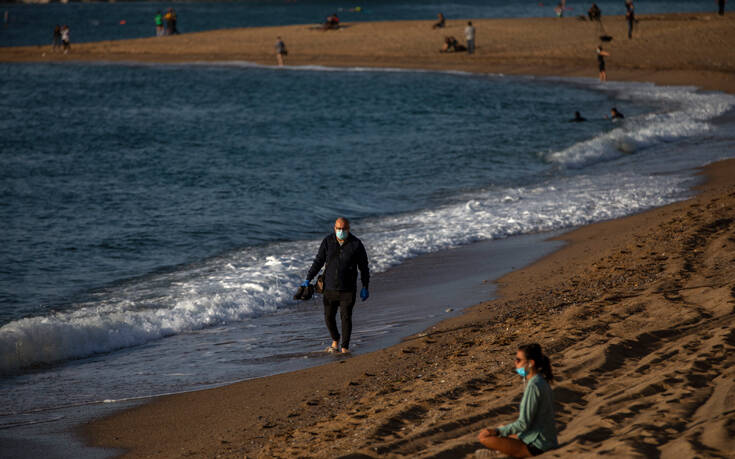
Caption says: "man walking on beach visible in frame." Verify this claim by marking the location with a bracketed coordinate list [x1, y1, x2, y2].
[465, 21, 476, 54]
[302, 217, 370, 354]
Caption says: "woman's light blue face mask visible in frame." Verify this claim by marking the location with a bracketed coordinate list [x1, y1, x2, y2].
[515, 354, 527, 378]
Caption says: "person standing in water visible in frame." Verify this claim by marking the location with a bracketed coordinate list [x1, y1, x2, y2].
[275, 36, 287, 66]
[596, 45, 609, 81]
[476, 343, 558, 458]
[301, 217, 370, 354]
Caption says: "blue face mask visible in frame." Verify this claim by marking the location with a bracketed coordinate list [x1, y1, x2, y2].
[336, 229, 348, 240]
[516, 367, 527, 378]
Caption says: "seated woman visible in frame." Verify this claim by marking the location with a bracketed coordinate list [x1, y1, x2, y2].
[432, 12, 446, 29]
[476, 343, 558, 458]
[323, 13, 340, 30]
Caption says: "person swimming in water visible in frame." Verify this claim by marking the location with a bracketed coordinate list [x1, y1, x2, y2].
[570, 111, 586, 122]
[609, 107, 624, 120]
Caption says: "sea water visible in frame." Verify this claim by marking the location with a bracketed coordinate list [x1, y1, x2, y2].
[1, 61, 734, 452]
[0, 0, 721, 47]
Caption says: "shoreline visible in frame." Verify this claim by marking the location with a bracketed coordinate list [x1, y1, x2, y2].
[82, 157, 735, 458]
[3, 13, 732, 458]
[2, 14, 734, 94]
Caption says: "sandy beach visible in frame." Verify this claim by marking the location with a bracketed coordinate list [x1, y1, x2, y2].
[83, 158, 735, 458]
[2, 13, 734, 93]
[4, 13, 734, 458]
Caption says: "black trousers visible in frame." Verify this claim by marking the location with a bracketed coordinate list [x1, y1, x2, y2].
[323, 290, 356, 349]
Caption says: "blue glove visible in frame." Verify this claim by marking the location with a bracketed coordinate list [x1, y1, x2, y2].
[301, 280, 310, 287]
[360, 287, 369, 301]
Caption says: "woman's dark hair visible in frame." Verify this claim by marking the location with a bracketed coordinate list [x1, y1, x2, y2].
[519, 343, 553, 382]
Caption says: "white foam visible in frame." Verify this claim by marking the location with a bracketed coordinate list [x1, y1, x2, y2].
[0, 169, 689, 374]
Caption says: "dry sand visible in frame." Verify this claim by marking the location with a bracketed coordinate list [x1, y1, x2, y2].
[5, 13, 734, 459]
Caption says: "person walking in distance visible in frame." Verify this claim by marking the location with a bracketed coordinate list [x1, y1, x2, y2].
[301, 217, 370, 354]
[275, 36, 287, 66]
[465, 21, 476, 54]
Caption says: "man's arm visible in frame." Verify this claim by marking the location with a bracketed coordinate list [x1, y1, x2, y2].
[306, 237, 328, 281]
[357, 241, 370, 288]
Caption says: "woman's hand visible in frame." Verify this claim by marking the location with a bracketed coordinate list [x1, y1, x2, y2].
[480, 428, 499, 437]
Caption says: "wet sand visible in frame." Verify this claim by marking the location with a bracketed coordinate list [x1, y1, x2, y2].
[4, 12, 734, 459]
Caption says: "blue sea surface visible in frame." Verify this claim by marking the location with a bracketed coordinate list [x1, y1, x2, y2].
[0, 0, 722, 47]
[0, 60, 734, 454]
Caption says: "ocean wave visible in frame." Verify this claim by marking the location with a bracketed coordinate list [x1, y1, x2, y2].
[0, 169, 688, 375]
[2, 77, 729, 375]
[545, 83, 735, 168]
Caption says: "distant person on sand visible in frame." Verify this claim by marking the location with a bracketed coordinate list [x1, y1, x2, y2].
[555, 3, 564, 17]
[625, 0, 635, 39]
[275, 36, 287, 66]
[432, 12, 446, 29]
[476, 343, 558, 458]
[323, 12, 340, 30]
[165, 8, 179, 35]
[52, 25, 62, 52]
[300, 217, 370, 355]
[588, 3, 601, 21]
[718, 0, 726, 15]
[440, 36, 466, 53]
[60, 25, 70, 54]
[570, 111, 587, 122]
[154, 11, 164, 37]
[465, 21, 476, 54]
[608, 107, 625, 119]
[596, 45, 609, 81]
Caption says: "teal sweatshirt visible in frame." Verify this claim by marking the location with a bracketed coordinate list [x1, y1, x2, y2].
[497, 374, 558, 452]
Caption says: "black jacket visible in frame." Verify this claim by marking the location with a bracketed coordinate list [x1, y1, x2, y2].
[306, 233, 370, 292]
